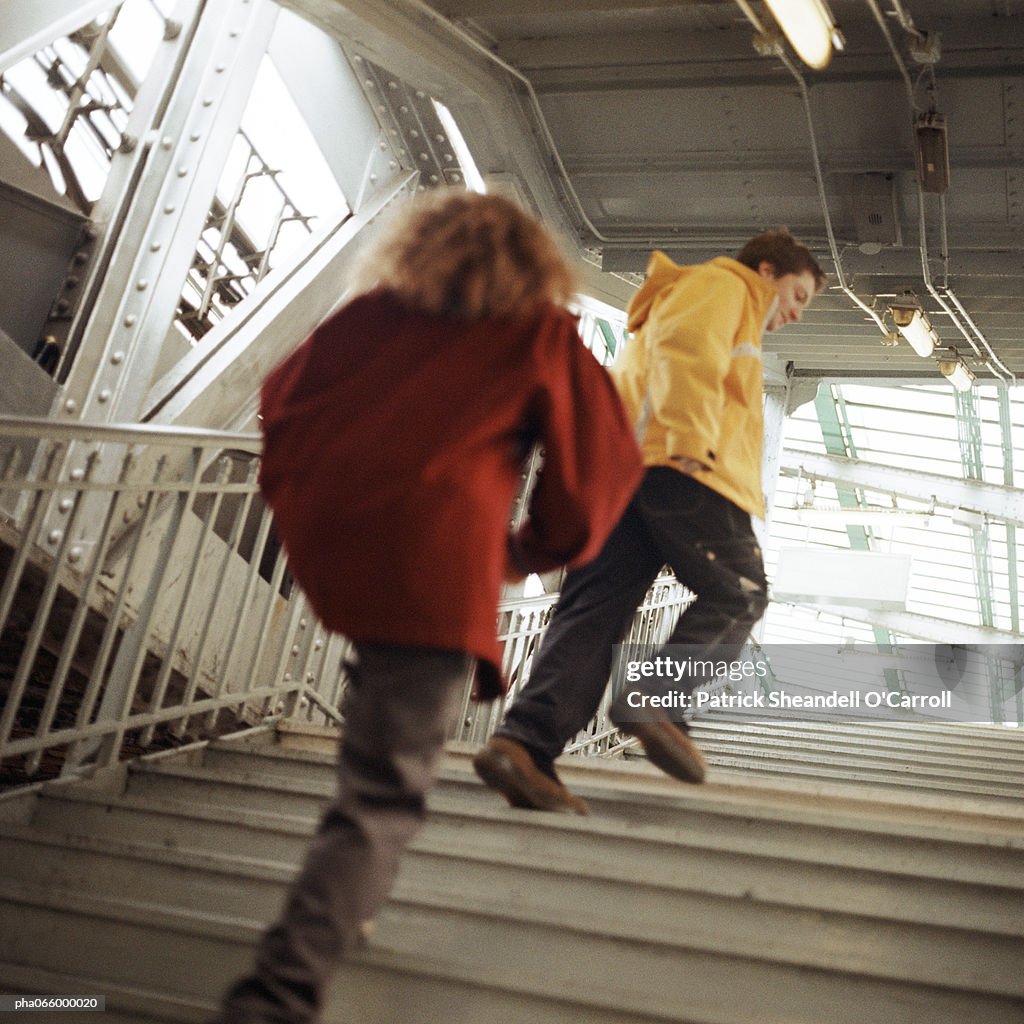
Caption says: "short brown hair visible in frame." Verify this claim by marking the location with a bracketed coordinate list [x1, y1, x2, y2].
[351, 189, 578, 320]
[735, 228, 826, 292]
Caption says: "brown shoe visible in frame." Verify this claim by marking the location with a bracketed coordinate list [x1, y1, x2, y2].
[615, 719, 706, 784]
[473, 736, 588, 815]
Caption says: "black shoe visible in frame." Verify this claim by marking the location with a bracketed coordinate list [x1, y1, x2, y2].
[473, 736, 589, 814]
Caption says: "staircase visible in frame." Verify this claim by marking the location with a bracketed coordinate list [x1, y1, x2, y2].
[0, 719, 1022, 1023]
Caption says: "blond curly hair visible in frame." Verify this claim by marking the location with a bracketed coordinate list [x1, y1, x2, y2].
[350, 189, 578, 320]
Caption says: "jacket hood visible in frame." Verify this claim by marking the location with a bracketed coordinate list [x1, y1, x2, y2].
[626, 252, 771, 333]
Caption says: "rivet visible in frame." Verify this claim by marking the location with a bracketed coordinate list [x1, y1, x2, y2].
[429, 174, 439, 183]
[64, 399, 77, 414]
[389, 160, 398, 169]
[150, 242, 162, 252]
[124, 314, 137, 326]
[66, 275, 79, 288]
[97, 389, 112, 403]
[215, 64, 226, 73]
[190, 131, 201, 142]
[177, 166, 188, 177]
[444, 153, 454, 162]
[283, 672, 292, 681]
[299, 619, 307, 629]
[435, 133, 445, 142]
[59, 498, 73, 513]
[410, 129, 420, 138]
[451, 172, 461, 182]
[306, 672, 315, 682]
[136, 279, 149, 291]
[365, 79, 375, 88]
[202, 97, 214, 107]
[419, 153, 429, 161]
[68, 546, 83, 564]
[48, 530, 63, 545]
[164, 203, 176, 214]
[70, 468, 85, 482]
[161, 136, 174, 149]
[314, 639, 323, 651]
[291, 644, 300, 655]
[369, 173, 378, 184]
[111, 351, 125, 364]
[416, 90, 426, 99]
[388, 81, 398, 90]
[399, 105, 409, 114]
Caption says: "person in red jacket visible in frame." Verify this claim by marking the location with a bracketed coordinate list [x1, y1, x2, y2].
[213, 189, 643, 1024]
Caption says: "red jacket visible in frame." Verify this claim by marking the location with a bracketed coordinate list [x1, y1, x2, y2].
[259, 289, 642, 698]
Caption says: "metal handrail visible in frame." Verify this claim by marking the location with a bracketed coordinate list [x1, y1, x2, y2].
[0, 416, 691, 785]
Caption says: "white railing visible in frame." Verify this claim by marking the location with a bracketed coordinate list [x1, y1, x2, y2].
[0, 415, 348, 784]
[0, 416, 690, 785]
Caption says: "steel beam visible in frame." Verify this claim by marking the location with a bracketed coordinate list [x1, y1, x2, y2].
[778, 448, 1024, 527]
[280, 0, 577, 238]
[432, 0, 696, 14]
[0, 0, 114, 75]
[603, 246, 1024, 278]
[144, 173, 418, 430]
[59, 0, 280, 427]
[791, 605, 1023, 646]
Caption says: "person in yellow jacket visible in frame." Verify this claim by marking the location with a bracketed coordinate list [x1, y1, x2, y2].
[474, 229, 826, 812]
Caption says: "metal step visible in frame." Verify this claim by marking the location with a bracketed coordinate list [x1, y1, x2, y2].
[4, 728, 1023, 1023]
[690, 714, 1024, 759]
[2, 851, 1023, 1024]
[28, 770, 1023, 896]
[6, 795, 1024, 941]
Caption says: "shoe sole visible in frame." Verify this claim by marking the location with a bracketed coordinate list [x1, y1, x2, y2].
[473, 748, 588, 815]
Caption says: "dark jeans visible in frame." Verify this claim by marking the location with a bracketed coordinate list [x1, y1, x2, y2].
[497, 467, 767, 761]
[215, 644, 470, 1024]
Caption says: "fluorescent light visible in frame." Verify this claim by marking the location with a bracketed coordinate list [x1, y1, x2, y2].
[763, 0, 843, 70]
[938, 355, 975, 391]
[889, 303, 937, 358]
[794, 505, 934, 528]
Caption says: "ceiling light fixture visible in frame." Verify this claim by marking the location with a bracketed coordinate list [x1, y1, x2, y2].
[794, 505, 935, 528]
[763, 0, 845, 70]
[888, 297, 938, 357]
[938, 350, 976, 392]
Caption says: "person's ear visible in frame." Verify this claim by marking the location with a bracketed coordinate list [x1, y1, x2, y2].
[757, 260, 777, 280]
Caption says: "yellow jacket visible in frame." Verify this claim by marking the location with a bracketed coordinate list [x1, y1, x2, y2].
[610, 251, 779, 518]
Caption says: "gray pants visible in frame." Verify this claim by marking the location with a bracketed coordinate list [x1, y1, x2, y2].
[216, 644, 470, 1024]
[497, 468, 768, 760]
